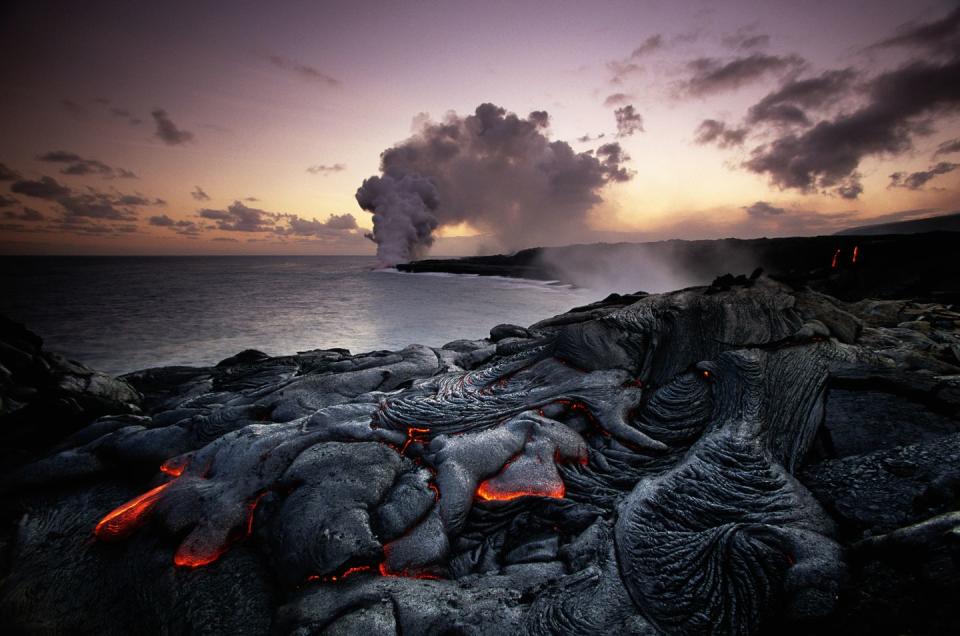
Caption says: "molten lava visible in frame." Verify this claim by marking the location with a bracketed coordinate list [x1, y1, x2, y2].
[831, 248, 841, 269]
[377, 561, 441, 580]
[400, 426, 430, 455]
[852, 245, 859, 264]
[475, 479, 565, 502]
[94, 481, 172, 541]
[312, 564, 373, 583]
[174, 545, 228, 569]
[159, 457, 188, 477]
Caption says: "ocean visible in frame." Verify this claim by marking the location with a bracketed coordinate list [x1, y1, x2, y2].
[0, 256, 600, 375]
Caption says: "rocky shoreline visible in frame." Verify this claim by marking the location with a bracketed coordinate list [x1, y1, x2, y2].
[1, 273, 959, 634]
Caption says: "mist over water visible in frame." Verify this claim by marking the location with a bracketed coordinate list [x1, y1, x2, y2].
[0, 256, 600, 375]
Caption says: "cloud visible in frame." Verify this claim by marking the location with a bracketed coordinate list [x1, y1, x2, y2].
[0, 195, 17, 208]
[3, 207, 43, 222]
[149, 214, 175, 226]
[0, 163, 20, 181]
[743, 55, 960, 197]
[630, 35, 663, 58]
[743, 201, 785, 217]
[722, 28, 770, 51]
[306, 163, 346, 175]
[109, 107, 142, 126]
[935, 137, 960, 156]
[356, 103, 634, 264]
[280, 212, 358, 236]
[683, 53, 804, 96]
[60, 99, 88, 119]
[603, 93, 633, 107]
[10, 176, 72, 199]
[267, 54, 340, 86]
[191, 186, 211, 201]
[576, 133, 606, 143]
[607, 60, 643, 84]
[151, 109, 195, 145]
[36, 150, 137, 179]
[870, 6, 960, 55]
[694, 119, 748, 148]
[889, 161, 958, 189]
[738, 200, 859, 234]
[614, 105, 644, 137]
[11, 175, 161, 223]
[746, 69, 857, 126]
[191, 200, 360, 239]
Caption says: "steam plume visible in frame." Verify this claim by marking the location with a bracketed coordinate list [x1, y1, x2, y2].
[356, 103, 632, 265]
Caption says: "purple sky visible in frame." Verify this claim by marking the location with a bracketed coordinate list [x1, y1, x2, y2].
[1, 0, 958, 255]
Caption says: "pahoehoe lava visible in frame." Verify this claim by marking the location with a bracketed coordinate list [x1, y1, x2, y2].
[1, 274, 959, 634]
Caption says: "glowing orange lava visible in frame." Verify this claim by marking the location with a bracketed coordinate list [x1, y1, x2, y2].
[831, 248, 841, 269]
[245, 492, 267, 537]
[174, 545, 228, 569]
[377, 561, 441, 580]
[159, 457, 188, 477]
[94, 481, 172, 541]
[852, 245, 859, 263]
[312, 564, 373, 583]
[475, 479, 565, 502]
[400, 426, 430, 455]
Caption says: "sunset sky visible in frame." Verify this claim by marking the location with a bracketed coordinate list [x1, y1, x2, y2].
[1, 0, 959, 256]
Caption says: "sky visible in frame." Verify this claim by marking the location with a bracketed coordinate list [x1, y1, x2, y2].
[0, 0, 958, 256]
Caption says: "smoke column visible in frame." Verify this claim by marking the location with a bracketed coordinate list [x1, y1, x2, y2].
[356, 103, 632, 265]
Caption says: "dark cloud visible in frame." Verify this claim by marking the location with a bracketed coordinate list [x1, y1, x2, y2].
[109, 106, 142, 126]
[596, 143, 633, 182]
[0, 195, 16, 208]
[889, 161, 958, 189]
[3, 207, 43, 222]
[694, 119, 747, 148]
[212, 237, 238, 242]
[280, 212, 358, 237]
[267, 54, 340, 86]
[836, 176, 864, 200]
[743, 201, 785, 217]
[746, 69, 856, 126]
[149, 214, 175, 226]
[603, 93, 633, 107]
[10, 176, 72, 199]
[630, 35, 663, 58]
[870, 7, 960, 55]
[12, 175, 160, 223]
[722, 28, 770, 51]
[306, 163, 346, 175]
[0, 163, 21, 181]
[36, 150, 137, 179]
[191, 186, 211, 201]
[576, 133, 606, 143]
[683, 53, 804, 96]
[192, 201, 359, 239]
[935, 137, 960, 156]
[743, 56, 960, 197]
[607, 60, 643, 84]
[151, 109, 195, 145]
[614, 105, 644, 137]
[243, 196, 260, 202]
[60, 99, 88, 119]
[356, 102, 633, 264]
[739, 200, 859, 234]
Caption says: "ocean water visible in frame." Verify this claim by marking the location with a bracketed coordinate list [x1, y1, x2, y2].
[0, 256, 599, 375]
